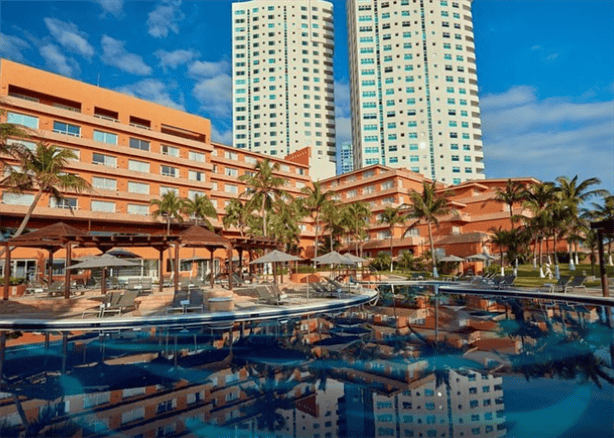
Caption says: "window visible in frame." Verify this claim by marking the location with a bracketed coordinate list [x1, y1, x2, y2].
[127, 204, 149, 216]
[162, 145, 180, 157]
[92, 177, 116, 191]
[225, 151, 238, 160]
[161, 165, 178, 177]
[128, 160, 149, 173]
[93, 130, 117, 145]
[51, 121, 80, 137]
[91, 200, 115, 213]
[225, 167, 238, 177]
[381, 181, 394, 190]
[50, 197, 77, 209]
[187, 150, 205, 162]
[160, 186, 178, 196]
[129, 138, 150, 151]
[92, 153, 117, 168]
[189, 170, 204, 181]
[128, 181, 149, 194]
[7, 112, 38, 129]
[225, 184, 238, 194]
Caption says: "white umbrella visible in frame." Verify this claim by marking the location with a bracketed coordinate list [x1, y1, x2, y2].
[313, 251, 355, 265]
[343, 253, 367, 264]
[439, 255, 465, 262]
[67, 254, 137, 295]
[250, 250, 302, 284]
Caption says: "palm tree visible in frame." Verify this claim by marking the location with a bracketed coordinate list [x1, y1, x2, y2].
[183, 194, 217, 230]
[223, 198, 250, 237]
[239, 159, 287, 237]
[0, 109, 32, 171]
[322, 200, 345, 253]
[489, 228, 509, 275]
[343, 201, 371, 256]
[405, 181, 453, 278]
[495, 179, 527, 230]
[268, 198, 304, 254]
[379, 205, 408, 272]
[151, 191, 185, 282]
[301, 181, 333, 263]
[556, 175, 607, 273]
[150, 191, 185, 235]
[2, 143, 90, 239]
[524, 182, 559, 275]
[588, 193, 614, 266]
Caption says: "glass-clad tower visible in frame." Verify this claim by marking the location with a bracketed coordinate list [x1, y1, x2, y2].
[347, 0, 485, 184]
[232, 0, 337, 180]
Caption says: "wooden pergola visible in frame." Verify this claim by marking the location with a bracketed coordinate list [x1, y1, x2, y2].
[68, 233, 181, 293]
[178, 225, 233, 290]
[231, 236, 279, 279]
[3, 223, 87, 300]
[3, 222, 281, 299]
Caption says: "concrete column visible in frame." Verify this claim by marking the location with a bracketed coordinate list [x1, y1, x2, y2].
[64, 242, 72, 299]
[3, 243, 10, 300]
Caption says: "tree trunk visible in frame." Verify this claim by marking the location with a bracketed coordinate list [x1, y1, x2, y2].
[428, 222, 437, 277]
[532, 237, 537, 270]
[539, 238, 544, 278]
[262, 196, 267, 237]
[313, 212, 319, 267]
[13, 187, 44, 239]
[389, 227, 394, 272]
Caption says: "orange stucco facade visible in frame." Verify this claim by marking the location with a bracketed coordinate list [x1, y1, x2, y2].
[0, 59, 569, 280]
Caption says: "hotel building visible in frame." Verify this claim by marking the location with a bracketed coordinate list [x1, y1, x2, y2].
[231, 0, 337, 180]
[0, 59, 553, 281]
[0, 59, 313, 278]
[346, 0, 485, 184]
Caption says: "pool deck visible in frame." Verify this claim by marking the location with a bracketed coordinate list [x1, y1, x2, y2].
[0, 284, 379, 331]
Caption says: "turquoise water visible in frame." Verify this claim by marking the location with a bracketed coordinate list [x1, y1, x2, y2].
[0, 288, 611, 437]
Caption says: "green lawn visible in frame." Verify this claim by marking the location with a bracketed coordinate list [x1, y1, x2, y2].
[380, 263, 614, 289]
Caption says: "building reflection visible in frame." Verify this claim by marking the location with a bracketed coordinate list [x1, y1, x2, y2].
[0, 289, 611, 437]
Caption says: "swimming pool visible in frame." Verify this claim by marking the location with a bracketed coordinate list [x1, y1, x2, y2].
[0, 286, 611, 437]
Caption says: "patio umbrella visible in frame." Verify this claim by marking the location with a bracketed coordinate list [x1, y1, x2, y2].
[343, 253, 367, 263]
[440, 254, 465, 275]
[439, 255, 465, 262]
[106, 249, 141, 258]
[312, 251, 355, 265]
[250, 250, 302, 284]
[67, 254, 137, 295]
[464, 253, 491, 261]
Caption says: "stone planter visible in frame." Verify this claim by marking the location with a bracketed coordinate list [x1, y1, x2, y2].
[10, 284, 26, 297]
[208, 297, 234, 312]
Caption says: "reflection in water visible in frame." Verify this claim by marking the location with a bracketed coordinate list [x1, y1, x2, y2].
[0, 289, 611, 437]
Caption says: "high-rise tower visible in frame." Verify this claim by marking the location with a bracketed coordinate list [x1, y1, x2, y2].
[232, 0, 337, 180]
[347, 0, 485, 184]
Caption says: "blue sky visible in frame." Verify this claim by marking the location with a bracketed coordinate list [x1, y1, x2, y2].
[1, 0, 612, 192]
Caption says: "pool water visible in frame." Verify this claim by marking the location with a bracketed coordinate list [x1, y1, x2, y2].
[0, 288, 611, 437]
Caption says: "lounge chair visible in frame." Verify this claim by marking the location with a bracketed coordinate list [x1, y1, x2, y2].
[540, 275, 571, 293]
[563, 276, 587, 293]
[107, 277, 121, 290]
[140, 277, 153, 294]
[497, 275, 516, 289]
[82, 292, 121, 318]
[47, 281, 65, 297]
[256, 285, 288, 305]
[100, 290, 139, 317]
[166, 290, 189, 314]
[325, 277, 355, 293]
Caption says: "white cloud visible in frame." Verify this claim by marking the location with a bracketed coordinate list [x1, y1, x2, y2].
[93, 0, 124, 18]
[147, 0, 184, 38]
[44, 17, 94, 59]
[192, 74, 232, 118]
[100, 35, 152, 75]
[481, 86, 614, 189]
[116, 79, 184, 110]
[335, 115, 352, 146]
[481, 85, 536, 111]
[211, 123, 233, 146]
[155, 49, 198, 70]
[0, 33, 31, 62]
[39, 44, 76, 77]
[334, 79, 351, 118]
[187, 60, 229, 78]
[546, 53, 559, 61]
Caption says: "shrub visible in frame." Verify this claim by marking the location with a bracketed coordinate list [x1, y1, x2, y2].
[485, 263, 501, 275]
[370, 252, 392, 271]
[296, 265, 316, 274]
